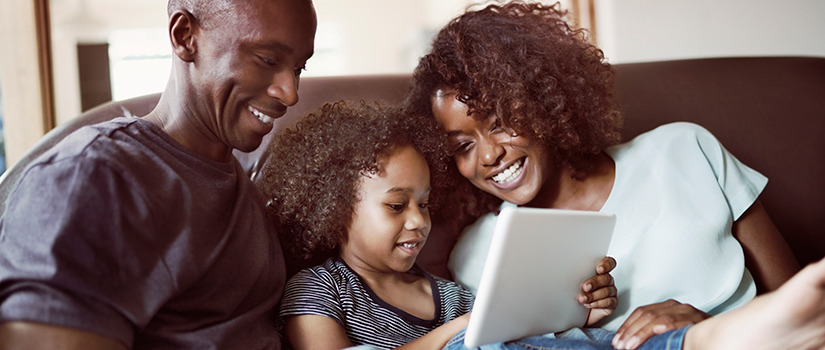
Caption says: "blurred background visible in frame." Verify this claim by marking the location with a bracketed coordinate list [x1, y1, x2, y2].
[1, 0, 824, 173]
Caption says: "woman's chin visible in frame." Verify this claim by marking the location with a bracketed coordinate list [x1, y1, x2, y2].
[486, 185, 537, 206]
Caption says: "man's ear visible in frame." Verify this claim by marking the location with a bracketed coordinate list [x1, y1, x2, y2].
[169, 10, 197, 62]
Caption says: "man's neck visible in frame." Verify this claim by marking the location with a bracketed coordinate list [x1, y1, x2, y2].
[143, 90, 233, 163]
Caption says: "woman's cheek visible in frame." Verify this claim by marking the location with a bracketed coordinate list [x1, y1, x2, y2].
[454, 155, 476, 181]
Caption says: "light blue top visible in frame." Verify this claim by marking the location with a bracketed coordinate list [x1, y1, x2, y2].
[449, 122, 765, 330]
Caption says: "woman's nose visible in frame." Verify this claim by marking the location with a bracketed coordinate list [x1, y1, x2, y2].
[478, 136, 505, 166]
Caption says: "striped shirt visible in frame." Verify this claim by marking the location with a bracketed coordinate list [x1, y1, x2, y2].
[279, 257, 475, 349]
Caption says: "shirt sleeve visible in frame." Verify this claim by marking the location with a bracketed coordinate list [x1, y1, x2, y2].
[690, 123, 768, 220]
[0, 155, 175, 345]
[279, 266, 346, 326]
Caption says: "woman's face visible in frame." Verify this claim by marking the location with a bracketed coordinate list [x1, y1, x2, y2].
[341, 145, 431, 274]
[431, 89, 554, 205]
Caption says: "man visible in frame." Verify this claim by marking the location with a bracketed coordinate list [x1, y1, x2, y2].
[0, 0, 316, 348]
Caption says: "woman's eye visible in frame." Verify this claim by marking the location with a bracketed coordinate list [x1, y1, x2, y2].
[490, 118, 504, 133]
[450, 142, 472, 155]
[418, 202, 429, 210]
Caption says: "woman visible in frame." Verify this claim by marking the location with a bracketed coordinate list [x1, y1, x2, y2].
[405, 1, 800, 349]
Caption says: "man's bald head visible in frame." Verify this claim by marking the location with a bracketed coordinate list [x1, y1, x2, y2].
[167, 0, 234, 29]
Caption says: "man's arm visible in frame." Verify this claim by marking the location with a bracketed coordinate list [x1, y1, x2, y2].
[0, 321, 127, 350]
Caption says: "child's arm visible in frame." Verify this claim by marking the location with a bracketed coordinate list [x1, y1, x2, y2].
[285, 314, 354, 350]
[394, 313, 471, 349]
[286, 313, 470, 350]
[580, 256, 618, 326]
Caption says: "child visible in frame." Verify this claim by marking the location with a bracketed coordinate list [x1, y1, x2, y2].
[257, 101, 617, 349]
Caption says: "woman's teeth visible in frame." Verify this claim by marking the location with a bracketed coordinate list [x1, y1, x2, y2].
[492, 159, 524, 184]
[249, 106, 274, 124]
[399, 242, 418, 249]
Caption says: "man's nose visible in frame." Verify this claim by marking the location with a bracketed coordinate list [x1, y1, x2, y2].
[267, 70, 299, 107]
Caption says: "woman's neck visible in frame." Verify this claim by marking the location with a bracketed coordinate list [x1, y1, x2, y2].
[526, 152, 615, 211]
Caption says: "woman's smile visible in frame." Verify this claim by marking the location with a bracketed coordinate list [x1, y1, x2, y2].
[489, 157, 526, 188]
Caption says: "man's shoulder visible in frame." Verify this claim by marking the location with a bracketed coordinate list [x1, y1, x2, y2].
[40, 117, 149, 162]
[14, 117, 188, 198]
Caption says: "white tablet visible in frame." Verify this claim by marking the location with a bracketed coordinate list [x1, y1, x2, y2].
[463, 207, 616, 348]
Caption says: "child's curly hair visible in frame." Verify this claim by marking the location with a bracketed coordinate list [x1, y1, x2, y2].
[405, 1, 623, 224]
[257, 100, 452, 262]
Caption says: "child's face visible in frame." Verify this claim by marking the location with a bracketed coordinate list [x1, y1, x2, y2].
[340, 144, 432, 274]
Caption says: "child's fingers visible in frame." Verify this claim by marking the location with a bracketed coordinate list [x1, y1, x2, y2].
[596, 256, 617, 274]
[583, 296, 618, 310]
[579, 283, 617, 304]
[582, 272, 614, 292]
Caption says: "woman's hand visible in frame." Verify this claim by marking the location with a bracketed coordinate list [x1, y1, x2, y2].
[612, 300, 710, 349]
[580, 256, 618, 326]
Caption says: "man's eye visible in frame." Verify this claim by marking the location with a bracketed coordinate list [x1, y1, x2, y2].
[258, 56, 276, 66]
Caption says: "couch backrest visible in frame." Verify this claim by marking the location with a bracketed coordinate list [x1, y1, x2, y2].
[612, 57, 825, 267]
[1, 57, 822, 269]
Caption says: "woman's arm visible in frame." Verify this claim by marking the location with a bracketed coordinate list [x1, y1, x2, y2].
[612, 197, 802, 349]
[732, 198, 800, 293]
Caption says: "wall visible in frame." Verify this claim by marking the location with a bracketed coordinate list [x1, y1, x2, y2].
[0, 0, 51, 167]
[49, 0, 167, 126]
[3, 0, 824, 169]
[595, 0, 825, 63]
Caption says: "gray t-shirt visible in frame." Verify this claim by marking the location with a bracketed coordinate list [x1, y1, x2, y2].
[0, 117, 285, 349]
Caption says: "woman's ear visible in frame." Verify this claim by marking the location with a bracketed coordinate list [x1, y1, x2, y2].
[169, 10, 197, 62]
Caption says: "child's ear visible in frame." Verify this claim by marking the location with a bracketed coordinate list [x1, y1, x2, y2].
[169, 10, 197, 62]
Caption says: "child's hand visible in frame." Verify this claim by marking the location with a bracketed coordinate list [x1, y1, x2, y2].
[579, 256, 618, 326]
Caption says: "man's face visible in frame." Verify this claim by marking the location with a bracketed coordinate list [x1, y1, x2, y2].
[193, 0, 316, 157]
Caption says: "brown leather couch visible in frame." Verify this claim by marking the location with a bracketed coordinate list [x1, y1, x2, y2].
[1, 56, 823, 280]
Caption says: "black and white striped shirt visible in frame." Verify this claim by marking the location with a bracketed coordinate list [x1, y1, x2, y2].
[279, 257, 475, 349]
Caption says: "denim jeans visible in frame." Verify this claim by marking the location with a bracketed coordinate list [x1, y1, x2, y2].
[442, 326, 690, 350]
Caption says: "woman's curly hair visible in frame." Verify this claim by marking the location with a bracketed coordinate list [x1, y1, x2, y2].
[405, 0, 623, 225]
[256, 100, 452, 262]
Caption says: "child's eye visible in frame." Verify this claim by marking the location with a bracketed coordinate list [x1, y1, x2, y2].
[387, 203, 405, 212]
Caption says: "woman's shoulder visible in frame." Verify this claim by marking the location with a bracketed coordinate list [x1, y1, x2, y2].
[611, 122, 720, 156]
[636, 122, 715, 143]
